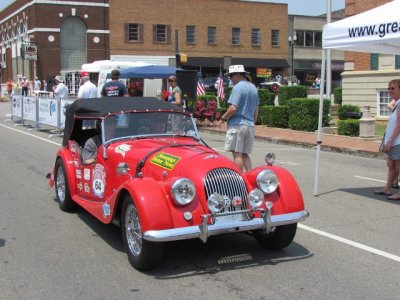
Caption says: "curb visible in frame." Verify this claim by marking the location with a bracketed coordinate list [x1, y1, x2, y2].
[200, 128, 386, 160]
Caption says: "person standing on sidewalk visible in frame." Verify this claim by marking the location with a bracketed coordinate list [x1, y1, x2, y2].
[374, 79, 400, 199]
[77, 71, 97, 99]
[52, 75, 69, 99]
[219, 65, 259, 172]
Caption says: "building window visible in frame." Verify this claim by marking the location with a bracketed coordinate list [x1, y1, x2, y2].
[395, 55, 400, 69]
[271, 30, 280, 47]
[153, 24, 171, 43]
[251, 28, 261, 46]
[208, 26, 216, 45]
[295, 30, 322, 48]
[232, 28, 240, 45]
[378, 90, 391, 118]
[125, 23, 143, 42]
[186, 25, 196, 44]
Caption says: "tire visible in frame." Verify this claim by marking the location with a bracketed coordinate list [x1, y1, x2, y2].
[254, 223, 297, 250]
[121, 195, 163, 270]
[54, 159, 77, 212]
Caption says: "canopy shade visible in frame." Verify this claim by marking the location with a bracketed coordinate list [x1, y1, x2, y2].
[323, 0, 400, 54]
[116, 65, 182, 79]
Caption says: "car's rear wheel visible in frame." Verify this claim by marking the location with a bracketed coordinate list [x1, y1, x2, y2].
[121, 195, 163, 270]
[254, 223, 297, 250]
[55, 159, 77, 212]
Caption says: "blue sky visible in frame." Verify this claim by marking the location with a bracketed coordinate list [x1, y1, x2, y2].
[0, 0, 345, 15]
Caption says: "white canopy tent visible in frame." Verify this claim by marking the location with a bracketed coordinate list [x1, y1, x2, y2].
[314, 0, 400, 195]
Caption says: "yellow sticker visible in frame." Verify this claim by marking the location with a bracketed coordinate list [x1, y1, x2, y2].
[150, 152, 181, 170]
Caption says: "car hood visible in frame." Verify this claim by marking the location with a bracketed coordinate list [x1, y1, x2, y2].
[107, 137, 237, 178]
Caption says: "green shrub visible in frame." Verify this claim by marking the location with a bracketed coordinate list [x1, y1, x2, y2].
[288, 98, 331, 131]
[337, 119, 360, 136]
[333, 86, 342, 105]
[338, 104, 361, 120]
[258, 89, 275, 106]
[278, 85, 308, 106]
[260, 105, 289, 128]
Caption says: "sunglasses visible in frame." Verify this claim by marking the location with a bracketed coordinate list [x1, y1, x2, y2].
[168, 79, 175, 82]
[388, 87, 396, 90]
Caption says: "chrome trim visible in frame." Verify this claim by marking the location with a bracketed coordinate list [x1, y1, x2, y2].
[143, 210, 309, 243]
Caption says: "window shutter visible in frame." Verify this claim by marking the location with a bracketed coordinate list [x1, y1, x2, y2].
[153, 25, 157, 43]
[370, 53, 379, 70]
[138, 24, 144, 42]
[395, 55, 400, 69]
[124, 23, 129, 42]
[167, 25, 171, 44]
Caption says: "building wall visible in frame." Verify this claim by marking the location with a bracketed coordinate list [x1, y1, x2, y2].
[110, 0, 288, 62]
[0, 0, 109, 84]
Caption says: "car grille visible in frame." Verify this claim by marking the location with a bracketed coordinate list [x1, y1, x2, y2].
[204, 168, 249, 213]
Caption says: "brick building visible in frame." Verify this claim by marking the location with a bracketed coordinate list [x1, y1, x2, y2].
[341, 0, 400, 119]
[0, 0, 109, 94]
[109, 0, 290, 85]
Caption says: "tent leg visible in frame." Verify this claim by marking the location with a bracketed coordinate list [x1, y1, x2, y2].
[314, 49, 326, 196]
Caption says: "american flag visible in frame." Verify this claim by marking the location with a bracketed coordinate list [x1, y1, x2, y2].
[217, 71, 225, 101]
[197, 72, 206, 96]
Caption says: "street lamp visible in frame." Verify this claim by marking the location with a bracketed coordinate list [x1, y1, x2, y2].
[288, 32, 297, 77]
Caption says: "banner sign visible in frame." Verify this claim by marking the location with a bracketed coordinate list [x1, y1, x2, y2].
[256, 67, 272, 78]
[38, 98, 59, 127]
[21, 43, 38, 61]
[22, 97, 37, 122]
[11, 95, 23, 118]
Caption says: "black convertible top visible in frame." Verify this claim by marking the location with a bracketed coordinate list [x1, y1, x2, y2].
[63, 97, 186, 146]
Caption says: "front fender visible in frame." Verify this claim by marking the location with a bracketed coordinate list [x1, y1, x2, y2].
[57, 150, 77, 196]
[246, 166, 305, 215]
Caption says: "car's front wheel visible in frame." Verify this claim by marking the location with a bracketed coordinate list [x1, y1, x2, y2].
[55, 159, 77, 212]
[121, 195, 163, 270]
[254, 223, 297, 250]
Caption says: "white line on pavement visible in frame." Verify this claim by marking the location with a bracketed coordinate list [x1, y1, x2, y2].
[354, 175, 386, 183]
[0, 123, 61, 146]
[299, 224, 400, 262]
[2, 122, 399, 263]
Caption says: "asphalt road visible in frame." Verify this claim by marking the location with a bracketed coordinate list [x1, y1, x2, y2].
[1, 101, 399, 299]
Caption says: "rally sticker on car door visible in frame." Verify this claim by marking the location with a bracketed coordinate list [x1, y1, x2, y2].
[92, 164, 106, 198]
[150, 152, 181, 170]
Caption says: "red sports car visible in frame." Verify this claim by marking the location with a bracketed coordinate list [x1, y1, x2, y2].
[48, 97, 308, 270]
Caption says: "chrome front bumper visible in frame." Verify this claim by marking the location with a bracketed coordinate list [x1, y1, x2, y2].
[143, 210, 309, 243]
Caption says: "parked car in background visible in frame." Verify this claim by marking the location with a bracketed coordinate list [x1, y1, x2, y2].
[47, 97, 309, 271]
[203, 76, 229, 94]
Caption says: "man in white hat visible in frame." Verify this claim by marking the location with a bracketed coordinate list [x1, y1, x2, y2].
[219, 65, 259, 172]
[52, 75, 69, 99]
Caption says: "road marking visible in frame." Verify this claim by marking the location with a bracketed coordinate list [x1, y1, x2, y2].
[0, 123, 61, 146]
[3, 121, 399, 263]
[354, 175, 385, 183]
[299, 224, 400, 262]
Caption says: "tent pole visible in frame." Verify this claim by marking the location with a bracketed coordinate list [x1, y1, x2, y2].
[314, 49, 326, 196]
[326, 0, 332, 105]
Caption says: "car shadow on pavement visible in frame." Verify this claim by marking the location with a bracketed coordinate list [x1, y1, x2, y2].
[147, 234, 312, 278]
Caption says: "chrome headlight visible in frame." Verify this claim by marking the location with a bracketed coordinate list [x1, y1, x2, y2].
[207, 193, 225, 213]
[171, 178, 196, 205]
[249, 189, 264, 208]
[256, 169, 278, 194]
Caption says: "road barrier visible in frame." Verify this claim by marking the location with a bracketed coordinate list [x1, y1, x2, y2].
[10, 94, 75, 133]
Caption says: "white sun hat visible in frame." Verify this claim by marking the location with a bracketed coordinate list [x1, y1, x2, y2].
[225, 65, 249, 76]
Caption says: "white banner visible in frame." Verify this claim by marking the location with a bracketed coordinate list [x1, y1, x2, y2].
[38, 98, 59, 127]
[11, 95, 23, 118]
[22, 97, 37, 122]
[60, 99, 74, 128]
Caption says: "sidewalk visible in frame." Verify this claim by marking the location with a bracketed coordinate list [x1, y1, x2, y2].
[200, 124, 385, 159]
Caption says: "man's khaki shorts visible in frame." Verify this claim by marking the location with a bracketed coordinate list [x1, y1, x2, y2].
[224, 125, 255, 154]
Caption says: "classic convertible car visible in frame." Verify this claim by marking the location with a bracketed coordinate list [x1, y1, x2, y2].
[47, 97, 309, 270]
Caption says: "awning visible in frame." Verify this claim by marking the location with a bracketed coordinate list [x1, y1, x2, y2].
[186, 57, 289, 68]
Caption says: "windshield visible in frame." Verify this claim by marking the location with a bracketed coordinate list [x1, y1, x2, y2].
[102, 111, 199, 143]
